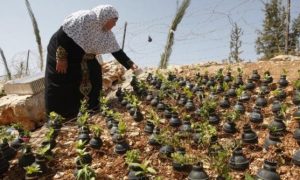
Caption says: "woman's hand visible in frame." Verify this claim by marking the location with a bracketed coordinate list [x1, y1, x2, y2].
[56, 59, 68, 74]
[130, 64, 138, 71]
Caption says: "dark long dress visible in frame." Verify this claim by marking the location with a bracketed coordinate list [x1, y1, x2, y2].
[45, 27, 133, 118]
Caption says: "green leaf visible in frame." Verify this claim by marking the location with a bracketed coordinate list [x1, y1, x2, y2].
[147, 167, 157, 174]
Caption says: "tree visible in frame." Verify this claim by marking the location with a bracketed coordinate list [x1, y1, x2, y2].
[229, 22, 243, 63]
[290, 14, 300, 55]
[25, 0, 44, 71]
[256, 0, 286, 59]
[159, 0, 190, 69]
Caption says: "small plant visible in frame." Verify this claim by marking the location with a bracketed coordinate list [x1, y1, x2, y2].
[182, 113, 192, 121]
[125, 149, 141, 165]
[237, 67, 243, 76]
[44, 127, 55, 141]
[90, 125, 102, 137]
[118, 120, 127, 137]
[49, 111, 65, 123]
[76, 164, 96, 180]
[222, 82, 230, 92]
[225, 110, 240, 122]
[281, 68, 288, 76]
[77, 111, 89, 127]
[211, 149, 231, 179]
[36, 144, 52, 160]
[99, 90, 109, 107]
[183, 86, 193, 99]
[216, 68, 224, 80]
[193, 121, 217, 147]
[24, 163, 41, 175]
[12, 122, 24, 132]
[146, 109, 160, 127]
[129, 160, 157, 176]
[171, 152, 195, 165]
[271, 89, 281, 97]
[79, 99, 88, 114]
[226, 65, 232, 73]
[75, 140, 86, 150]
[278, 103, 288, 118]
[198, 100, 217, 120]
[0, 127, 15, 142]
[131, 95, 141, 108]
[294, 70, 300, 89]
[75, 148, 91, 165]
[236, 85, 245, 98]
[294, 79, 300, 90]
[245, 172, 255, 180]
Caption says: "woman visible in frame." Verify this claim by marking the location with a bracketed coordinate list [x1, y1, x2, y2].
[45, 4, 138, 119]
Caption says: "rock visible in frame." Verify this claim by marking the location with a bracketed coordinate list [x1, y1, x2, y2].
[271, 55, 300, 61]
[129, 131, 140, 137]
[0, 91, 45, 130]
[102, 60, 126, 90]
[54, 172, 65, 179]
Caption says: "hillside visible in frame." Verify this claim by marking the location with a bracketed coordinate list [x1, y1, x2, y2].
[1, 56, 300, 180]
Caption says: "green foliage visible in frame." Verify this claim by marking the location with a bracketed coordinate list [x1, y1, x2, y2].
[281, 68, 288, 75]
[211, 149, 231, 179]
[125, 149, 140, 165]
[49, 111, 65, 123]
[216, 68, 224, 79]
[290, 14, 300, 55]
[79, 99, 88, 114]
[90, 125, 102, 137]
[183, 86, 193, 99]
[130, 160, 157, 176]
[0, 126, 15, 143]
[44, 127, 55, 141]
[256, 0, 286, 59]
[193, 121, 217, 147]
[294, 79, 300, 90]
[76, 148, 89, 158]
[245, 172, 255, 180]
[222, 82, 230, 92]
[24, 163, 41, 175]
[118, 120, 127, 136]
[278, 103, 288, 118]
[76, 164, 96, 180]
[146, 108, 160, 126]
[36, 144, 52, 160]
[75, 140, 86, 150]
[11, 122, 23, 131]
[198, 100, 217, 120]
[99, 90, 109, 107]
[182, 113, 192, 121]
[77, 112, 89, 126]
[171, 152, 195, 165]
[236, 85, 245, 98]
[237, 67, 243, 75]
[225, 110, 240, 122]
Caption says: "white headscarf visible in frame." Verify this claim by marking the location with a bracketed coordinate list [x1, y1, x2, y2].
[62, 5, 120, 54]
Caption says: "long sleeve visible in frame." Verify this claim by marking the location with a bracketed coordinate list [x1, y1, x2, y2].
[112, 49, 134, 70]
[56, 27, 70, 61]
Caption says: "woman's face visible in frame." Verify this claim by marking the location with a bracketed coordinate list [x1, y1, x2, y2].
[103, 17, 118, 31]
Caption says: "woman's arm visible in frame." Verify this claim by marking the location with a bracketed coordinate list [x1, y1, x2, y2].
[112, 49, 137, 70]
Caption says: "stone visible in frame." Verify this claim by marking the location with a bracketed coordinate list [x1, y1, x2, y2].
[102, 60, 126, 90]
[0, 91, 45, 130]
